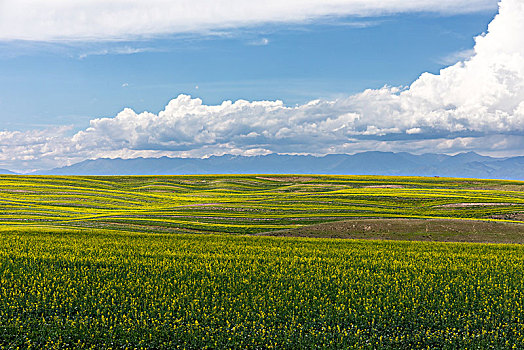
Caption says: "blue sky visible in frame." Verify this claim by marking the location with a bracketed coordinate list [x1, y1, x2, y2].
[0, 0, 523, 172]
[0, 11, 495, 130]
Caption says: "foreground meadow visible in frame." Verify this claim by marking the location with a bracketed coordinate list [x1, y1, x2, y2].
[1, 229, 524, 349]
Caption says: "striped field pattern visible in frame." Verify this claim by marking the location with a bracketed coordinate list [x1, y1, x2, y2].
[1, 175, 524, 348]
[0, 174, 523, 234]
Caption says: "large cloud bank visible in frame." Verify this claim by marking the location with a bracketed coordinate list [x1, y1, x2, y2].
[0, 0, 523, 172]
[0, 0, 496, 41]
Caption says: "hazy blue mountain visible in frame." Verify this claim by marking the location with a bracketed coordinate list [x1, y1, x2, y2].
[32, 152, 524, 180]
[482, 157, 524, 180]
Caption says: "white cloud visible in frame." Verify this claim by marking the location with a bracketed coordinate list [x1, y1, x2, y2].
[249, 38, 270, 46]
[78, 46, 158, 59]
[0, 127, 77, 172]
[0, 0, 523, 173]
[437, 49, 475, 65]
[0, 0, 497, 41]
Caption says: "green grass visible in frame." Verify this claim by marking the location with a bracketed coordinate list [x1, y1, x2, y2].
[0, 174, 523, 235]
[1, 175, 524, 348]
[2, 228, 524, 349]
[265, 218, 524, 243]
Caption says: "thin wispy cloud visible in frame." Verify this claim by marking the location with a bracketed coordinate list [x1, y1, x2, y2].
[327, 20, 384, 28]
[0, 0, 497, 42]
[78, 46, 160, 59]
[437, 49, 476, 65]
[248, 38, 270, 46]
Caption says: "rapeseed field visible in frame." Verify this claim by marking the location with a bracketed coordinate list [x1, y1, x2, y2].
[0, 175, 522, 234]
[1, 175, 523, 348]
[1, 229, 524, 348]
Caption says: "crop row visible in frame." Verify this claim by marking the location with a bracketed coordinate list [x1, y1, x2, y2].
[0, 175, 522, 233]
[1, 229, 524, 348]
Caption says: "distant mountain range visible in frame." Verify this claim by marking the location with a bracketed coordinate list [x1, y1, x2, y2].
[18, 151, 524, 180]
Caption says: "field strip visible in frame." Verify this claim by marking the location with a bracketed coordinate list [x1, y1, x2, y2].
[0, 175, 521, 235]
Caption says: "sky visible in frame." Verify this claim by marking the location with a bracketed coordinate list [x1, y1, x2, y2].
[0, 0, 523, 173]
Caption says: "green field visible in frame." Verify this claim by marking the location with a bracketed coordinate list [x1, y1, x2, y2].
[2, 229, 524, 349]
[1, 174, 523, 235]
[1, 175, 524, 348]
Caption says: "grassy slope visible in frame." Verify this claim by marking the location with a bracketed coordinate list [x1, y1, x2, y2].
[0, 174, 522, 241]
[263, 218, 524, 243]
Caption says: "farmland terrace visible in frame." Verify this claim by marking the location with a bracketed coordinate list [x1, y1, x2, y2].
[0, 174, 522, 242]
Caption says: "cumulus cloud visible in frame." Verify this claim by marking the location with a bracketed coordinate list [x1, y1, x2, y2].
[0, 128, 77, 172]
[0, 0, 522, 172]
[65, 1, 523, 157]
[0, 0, 497, 41]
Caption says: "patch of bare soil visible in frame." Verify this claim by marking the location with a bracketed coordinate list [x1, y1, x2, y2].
[473, 184, 524, 191]
[274, 184, 350, 193]
[258, 218, 524, 244]
[0, 189, 36, 193]
[176, 203, 222, 207]
[437, 202, 518, 208]
[176, 179, 209, 184]
[362, 185, 404, 189]
[256, 176, 316, 182]
[83, 221, 200, 234]
[488, 213, 524, 221]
